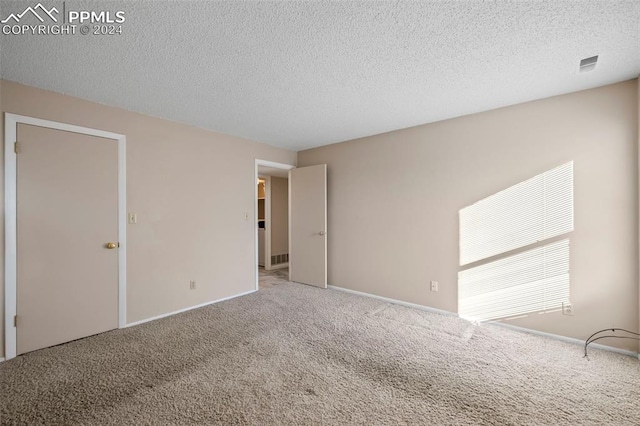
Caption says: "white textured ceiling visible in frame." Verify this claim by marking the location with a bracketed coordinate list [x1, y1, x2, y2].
[1, 1, 639, 151]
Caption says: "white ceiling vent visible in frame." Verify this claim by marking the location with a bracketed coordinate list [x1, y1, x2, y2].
[579, 55, 598, 72]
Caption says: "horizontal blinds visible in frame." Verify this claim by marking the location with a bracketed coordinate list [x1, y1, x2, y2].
[459, 162, 573, 266]
[458, 239, 570, 321]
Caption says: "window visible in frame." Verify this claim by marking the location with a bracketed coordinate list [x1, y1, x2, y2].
[458, 239, 570, 321]
[459, 162, 573, 266]
[458, 162, 573, 321]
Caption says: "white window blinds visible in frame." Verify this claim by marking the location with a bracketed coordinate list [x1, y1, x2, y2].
[459, 162, 573, 266]
[458, 239, 570, 321]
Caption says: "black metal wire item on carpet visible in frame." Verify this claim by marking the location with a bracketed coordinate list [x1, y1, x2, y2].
[584, 328, 640, 358]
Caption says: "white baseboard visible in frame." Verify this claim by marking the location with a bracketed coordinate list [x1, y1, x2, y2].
[491, 322, 638, 358]
[327, 285, 457, 317]
[327, 285, 639, 359]
[125, 289, 257, 328]
[0, 357, 5, 363]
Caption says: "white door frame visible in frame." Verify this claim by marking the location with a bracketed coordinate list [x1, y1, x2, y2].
[254, 159, 294, 290]
[4, 113, 127, 360]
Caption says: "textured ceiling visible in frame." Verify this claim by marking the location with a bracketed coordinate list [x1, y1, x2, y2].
[1, 1, 639, 151]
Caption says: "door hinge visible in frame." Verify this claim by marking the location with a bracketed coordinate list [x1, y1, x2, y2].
[14, 315, 17, 327]
[14, 142, 18, 154]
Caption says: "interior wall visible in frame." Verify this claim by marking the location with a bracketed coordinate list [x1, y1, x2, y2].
[0, 102, 4, 358]
[270, 176, 289, 256]
[298, 80, 639, 351]
[0, 80, 296, 358]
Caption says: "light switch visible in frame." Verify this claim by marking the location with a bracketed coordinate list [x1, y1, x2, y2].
[128, 213, 137, 224]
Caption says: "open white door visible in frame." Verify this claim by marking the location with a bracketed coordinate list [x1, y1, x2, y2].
[289, 164, 327, 288]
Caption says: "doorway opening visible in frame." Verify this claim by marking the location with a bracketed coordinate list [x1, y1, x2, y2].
[254, 160, 294, 291]
[254, 160, 328, 291]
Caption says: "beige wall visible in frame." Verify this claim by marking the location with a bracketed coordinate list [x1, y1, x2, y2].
[270, 176, 289, 256]
[0, 101, 3, 358]
[0, 80, 296, 358]
[299, 80, 639, 351]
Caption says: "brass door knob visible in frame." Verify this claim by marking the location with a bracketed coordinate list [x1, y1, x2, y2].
[105, 242, 117, 249]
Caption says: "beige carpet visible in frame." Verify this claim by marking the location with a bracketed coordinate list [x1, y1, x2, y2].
[258, 266, 289, 289]
[1, 278, 639, 425]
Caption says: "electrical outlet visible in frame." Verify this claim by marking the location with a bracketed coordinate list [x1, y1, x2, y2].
[430, 280, 439, 292]
[190, 280, 196, 290]
[562, 302, 573, 315]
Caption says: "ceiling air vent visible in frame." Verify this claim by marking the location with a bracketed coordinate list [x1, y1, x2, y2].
[579, 55, 598, 72]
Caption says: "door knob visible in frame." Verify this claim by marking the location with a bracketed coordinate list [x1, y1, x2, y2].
[319, 231, 326, 236]
[105, 242, 117, 249]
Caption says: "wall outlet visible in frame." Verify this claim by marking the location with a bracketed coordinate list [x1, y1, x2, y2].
[430, 280, 439, 292]
[190, 280, 196, 290]
[562, 302, 573, 315]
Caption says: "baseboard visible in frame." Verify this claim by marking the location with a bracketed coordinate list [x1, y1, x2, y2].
[327, 285, 457, 317]
[327, 285, 639, 359]
[268, 262, 289, 270]
[0, 357, 5, 363]
[125, 289, 257, 328]
[491, 322, 639, 358]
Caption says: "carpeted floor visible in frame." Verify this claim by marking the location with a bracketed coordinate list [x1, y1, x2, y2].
[258, 266, 289, 289]
[1, 273, 639, 425]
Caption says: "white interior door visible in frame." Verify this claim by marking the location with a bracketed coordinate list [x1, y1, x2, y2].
[289, 164, 327, 288]
[16, 123, 119, 355]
